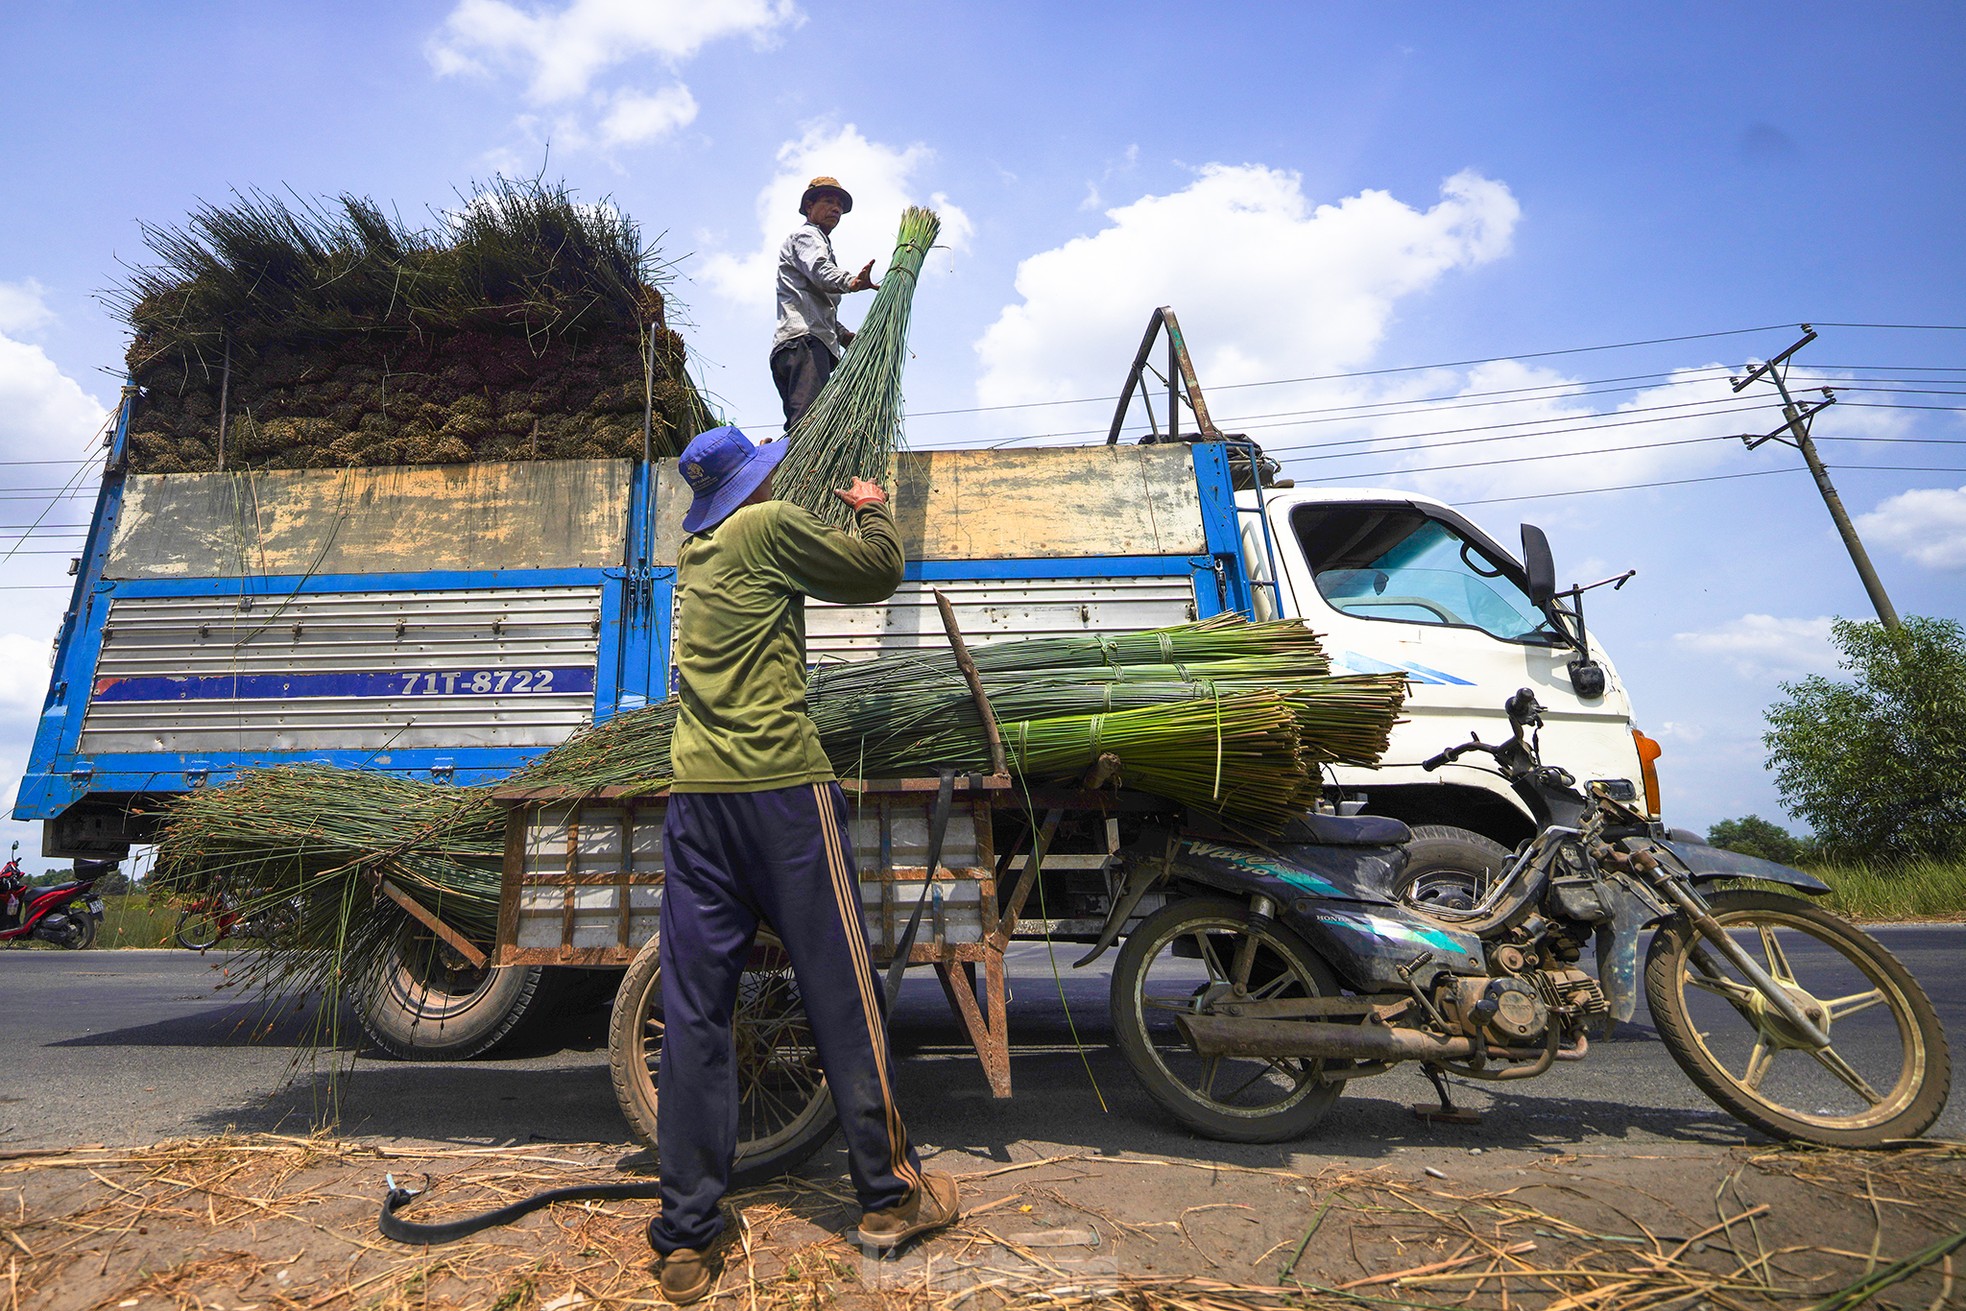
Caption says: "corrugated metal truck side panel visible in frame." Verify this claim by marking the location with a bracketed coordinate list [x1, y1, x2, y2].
[16, 438, 1252, 846]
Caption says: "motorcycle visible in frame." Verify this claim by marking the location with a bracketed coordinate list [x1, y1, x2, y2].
[174, 887, 299, 950]
[1092, 690, 1950, 1148]
[0, 845, 108, 950]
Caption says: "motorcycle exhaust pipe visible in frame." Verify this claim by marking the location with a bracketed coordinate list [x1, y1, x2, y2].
[1176, 1014, 1478, 1063]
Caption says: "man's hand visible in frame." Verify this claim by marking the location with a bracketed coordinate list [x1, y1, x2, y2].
[833, 477, 888, 511]
[838, 326, 855, 348]
[848, 260, 879, 293]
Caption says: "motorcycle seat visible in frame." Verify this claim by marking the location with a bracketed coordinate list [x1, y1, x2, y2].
[1279, 813, 1413, 847]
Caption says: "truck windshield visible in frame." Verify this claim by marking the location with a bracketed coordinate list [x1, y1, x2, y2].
[1292, 505, 1554, 644]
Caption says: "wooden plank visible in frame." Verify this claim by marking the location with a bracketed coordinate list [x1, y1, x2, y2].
[501, 946, 639, 968]
[107, 460, 632, 579]
[493, 808, 528, 968]
[650, 446, 1206, 563]
[617, 807, 634, 949]
[561, 809, 580, 951]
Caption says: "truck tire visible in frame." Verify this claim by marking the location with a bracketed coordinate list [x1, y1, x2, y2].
[358, 930, 561, 1061]
[1394, 825, 1510, 914]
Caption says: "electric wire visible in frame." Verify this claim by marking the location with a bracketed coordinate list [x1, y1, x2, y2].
[903, 322, 1812, 419]
[1459, 462, 1966, 508]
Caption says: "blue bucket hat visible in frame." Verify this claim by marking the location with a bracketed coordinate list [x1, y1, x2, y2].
[679, 425, 790, 534]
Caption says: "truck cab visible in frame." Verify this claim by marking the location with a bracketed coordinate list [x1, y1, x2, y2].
[1246, 486, 1650, 848]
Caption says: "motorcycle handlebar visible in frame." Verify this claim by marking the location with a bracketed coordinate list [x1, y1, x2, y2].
[1423, 739, 1504, 772]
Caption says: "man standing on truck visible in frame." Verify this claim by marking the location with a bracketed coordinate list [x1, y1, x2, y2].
[771, 176, 878, 430]
[648, 424, 959, 1303]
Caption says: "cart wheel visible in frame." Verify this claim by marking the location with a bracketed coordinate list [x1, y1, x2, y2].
[609, 929, 839, 1186]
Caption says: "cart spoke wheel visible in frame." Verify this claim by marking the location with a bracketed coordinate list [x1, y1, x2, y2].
[611, 927, 838, 1181]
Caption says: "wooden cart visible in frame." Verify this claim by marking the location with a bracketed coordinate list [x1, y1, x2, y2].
[489, 774, 1068, 1163]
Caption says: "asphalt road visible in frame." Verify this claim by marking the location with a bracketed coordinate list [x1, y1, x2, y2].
[3, 927, 1961, 1169]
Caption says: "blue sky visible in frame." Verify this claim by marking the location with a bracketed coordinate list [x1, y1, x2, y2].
[1, 2, 1962, 867]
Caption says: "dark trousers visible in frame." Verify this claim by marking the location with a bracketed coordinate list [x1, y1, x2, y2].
[648, 782, 923, 1254]
[770, 334, 836, 431]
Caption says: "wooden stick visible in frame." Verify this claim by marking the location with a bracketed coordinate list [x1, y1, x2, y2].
[1337, 1241, 1536, 1289]
[372, 875, 489, 969]
[933, 589, 1008, 778]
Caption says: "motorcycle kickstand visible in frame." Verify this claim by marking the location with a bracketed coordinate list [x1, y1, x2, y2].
[1412, 1063, 1483, 1126]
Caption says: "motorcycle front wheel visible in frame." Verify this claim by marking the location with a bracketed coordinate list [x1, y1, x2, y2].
[1645, 889, 1951, 1147]
[1111, 896, 1345, 1143]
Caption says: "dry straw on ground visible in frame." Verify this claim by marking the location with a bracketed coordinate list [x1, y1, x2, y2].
[5, 1135, 1961, 1311]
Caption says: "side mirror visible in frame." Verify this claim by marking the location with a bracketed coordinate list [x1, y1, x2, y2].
[1521, 524, 1556, 609]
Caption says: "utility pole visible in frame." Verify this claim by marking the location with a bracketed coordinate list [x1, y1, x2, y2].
[1733, 325, 1901, 631]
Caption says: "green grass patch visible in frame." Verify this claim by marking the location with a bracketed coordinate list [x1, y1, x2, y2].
[1808, 857, 1966, 922]
[98, 894, 179, 948]
[1745, 857, 1966, 923]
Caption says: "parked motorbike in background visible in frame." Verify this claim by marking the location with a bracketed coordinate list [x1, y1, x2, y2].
[174, 887, 299, 951]
[1095, 691, 1950, 1148]
[0, 845, 108, 950]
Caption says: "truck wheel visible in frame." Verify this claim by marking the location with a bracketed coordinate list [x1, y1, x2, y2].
[358, 929, 560, 1061]
[609, 929, 838, 1186]
[1395, 825, 1510, 914]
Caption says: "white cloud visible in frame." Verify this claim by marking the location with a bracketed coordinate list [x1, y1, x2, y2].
[0, 280, 53, 336]
[430, 0, 796, 101]
[596, 84, 698, 147]
[430, 0, 793, 152]
[699, 122, 973, 307]
[0, 634, 51, 717]
[1672, 614, 1840, 681]
[973, 166, 1518, 415]
[1856, 482, 1966, 570]
[0, 334, 107, 463]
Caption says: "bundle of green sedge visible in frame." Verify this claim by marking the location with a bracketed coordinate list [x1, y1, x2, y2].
[772, 207, 941, 526]
[148, 616, 1404, 997]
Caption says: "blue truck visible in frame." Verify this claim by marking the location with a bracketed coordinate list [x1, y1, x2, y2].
[19, 334, 1658, 1056]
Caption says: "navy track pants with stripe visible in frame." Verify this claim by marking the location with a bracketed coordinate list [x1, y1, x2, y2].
[648, 782, 923, 1254]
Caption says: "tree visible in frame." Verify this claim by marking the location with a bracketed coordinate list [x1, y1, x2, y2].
[1706, 815, 1811, 866]
[1763, 616, 1966, 861]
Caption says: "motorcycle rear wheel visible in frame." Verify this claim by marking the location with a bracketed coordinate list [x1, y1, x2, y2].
[1111, 896, 1345, 1143]
[174, 907, 224, 951]
[1645, 889, 1950, 1147]
[608, 929, 838, 1186]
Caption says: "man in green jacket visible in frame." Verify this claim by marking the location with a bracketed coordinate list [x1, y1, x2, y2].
[649, 425, 959, 1304]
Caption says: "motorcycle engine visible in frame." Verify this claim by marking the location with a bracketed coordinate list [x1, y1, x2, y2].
[1440, 976, 1549, 1046]
[1537, 967, 1609, 1020]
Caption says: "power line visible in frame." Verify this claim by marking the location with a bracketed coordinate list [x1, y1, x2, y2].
[904, 322, 1809, 420]
[1812, 321, 1966, 331]
[1459, 467, 1803, 505]
[1456, 462, 1966, 508]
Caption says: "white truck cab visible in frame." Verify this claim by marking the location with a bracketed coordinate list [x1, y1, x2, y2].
[1245, 485, 1655, 848]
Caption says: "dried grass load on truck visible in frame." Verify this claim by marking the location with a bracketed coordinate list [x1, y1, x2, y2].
[111, 178, 713, 472]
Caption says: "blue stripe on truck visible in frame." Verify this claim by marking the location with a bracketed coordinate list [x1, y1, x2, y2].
[91, 667, 597, 703]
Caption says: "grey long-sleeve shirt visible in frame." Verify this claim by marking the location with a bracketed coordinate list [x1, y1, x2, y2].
[772, 222, 855, 357]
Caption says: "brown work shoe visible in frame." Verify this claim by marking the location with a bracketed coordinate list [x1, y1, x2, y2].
[857, 1171, 960, 1251]
[659, 1245, 719, 1305]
